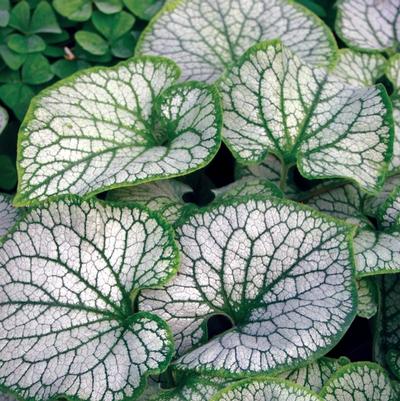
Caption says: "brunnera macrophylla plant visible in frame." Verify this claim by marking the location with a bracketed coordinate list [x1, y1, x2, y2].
[1, 0, 400, 401]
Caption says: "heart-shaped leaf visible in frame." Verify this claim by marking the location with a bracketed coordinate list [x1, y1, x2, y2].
[0, 193, 19, 237]
[335, 0, 400, 54]
[211, 378, 323, 401]
[136, 0, 337, 82]
[320, 362, 397, 401]
[123, 0, 163, 21]
[0, 197, 179, 401]
[375, 274, 400, 380]
[279, 357, 350, 393]
[140, 196, 356, 376]
[332, 49, 386, 87]
[108, 180, 192, 224]
[306, 183, 400, 276]
[53, 0, 92, 22]
[220, 40, 392, 193]
[15, 56, 222, 206]
[0, 105, 8, 134]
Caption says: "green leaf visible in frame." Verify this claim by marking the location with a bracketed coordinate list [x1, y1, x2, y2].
[15, 56, 222, 205]
[75, 30, 109, 55]
[143, 375, 232, 401]
[136, 0, 337, 82]
[220, 40, 393, 194]
[0, 193, 19, 237]
[335, 0, 400, 54]
[320, 362, 397, 401]
[51, 59, 91, 79]
[111, 32, 135, 58]
[108, 180, 192, 224]
[374, 274, 400, 378]
[296, 0, 326, 17]
[123, 0, 163, 21]
[0, 0, 10, 28]
[0, 105, 8, 134]
[0, 197, 178, 401]
[140, 196, 356, 375]
[387, 350, 400, 380]
[356, 277, 378, 319]
[212, 178, 282, 201]
[92, 10, 135, 41]
[0, 44, 26, 70]
[279, 357, 350, 393]
[332, 48, 387, 86]
[94, 0, 123, 14]
[53, 0, 92, 21]
[21, 53, 54, 84]
[0, 154, 17, 190]
[0, 82, 34, 120]
[211, 378, 323, 401]
[29, 1, 62, 34]
[8, 0, 30, 32]
[235, 154, 298, 198]
[6, 33, 46, 54]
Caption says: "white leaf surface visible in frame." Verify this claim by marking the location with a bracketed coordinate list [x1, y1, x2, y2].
[0, 198, 179, 401]
[140, 197, 356, 376]
[336, 0, 400, 53]
[0, 194, 19, 237]
[137, 0, 337, 83]
[220, 41, 392, 193]
[15, 57, 221, 205]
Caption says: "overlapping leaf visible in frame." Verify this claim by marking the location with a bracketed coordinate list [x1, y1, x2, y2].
[136, 0, 337, 83]
[211, 378, 323, 401]
[220, 40, 392, 193]
[108, 180, 192, 224]
[320, 362, 397, 401]
[140, 196, 356, 376]
[0, 198, 179, 401]
[15, 56, 222, 206]
[279, 357, 350, 393]
[356, 277, 378, 319]
[336, 0, 400, 54]
[0, 193, 19, 237]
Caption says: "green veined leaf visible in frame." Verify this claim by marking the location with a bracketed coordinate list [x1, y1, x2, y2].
[29, 1, 62, 34]
[279, 357, 350, 393]
[136, 0, 337, 83]
[75, 30, 109, 56]
[94, 0, 123, 14]
[212, 178, 282, 201]
[389, 94, 400, 173]
[306, 183, 370, 227]
[0, 197, 179, 401]
[0, 0, 10, 28]
[143, 375, 232, 401]
[0, 193, 19, 237]
[92, 10, 135, 41]
[320, 362, 397, 401]
[378, 185, 400, 229]
[6, 33, 46, 54]
[374, 274, 400, 379]
[220, 40, 392, 193]
[108, 180, 192, 224]
[392, 380, 400, 398]
[387, 54, 400, 89]
[140, 196, 356, 376]
[0, 105, 8, 134]
[387, 350, 400, 380]
[235, 154, 298, 197]
[335, 0, 400, 54]
[332, 48, 386, 86]
[53, 0, 92, 21]
[8, 1, 30, 32]
[356, 277, 378, 319]
[211, 378, 323, 401]
[14, 56, 222, 206]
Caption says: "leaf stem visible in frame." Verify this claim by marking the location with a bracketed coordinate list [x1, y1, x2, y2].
[279, 162, 289, 192]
